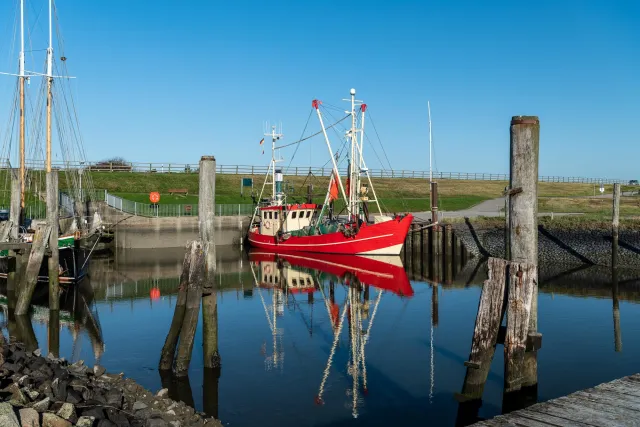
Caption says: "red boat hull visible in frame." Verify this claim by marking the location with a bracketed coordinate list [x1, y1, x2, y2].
[248, 214, 413, 255]
[249, 250, 413, 297]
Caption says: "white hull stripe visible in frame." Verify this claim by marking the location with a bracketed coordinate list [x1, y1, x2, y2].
[358, 244, 403, 256]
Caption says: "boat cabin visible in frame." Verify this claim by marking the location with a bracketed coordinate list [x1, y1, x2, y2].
[258, 203, 318, 236]
[257, 260, 316, 294]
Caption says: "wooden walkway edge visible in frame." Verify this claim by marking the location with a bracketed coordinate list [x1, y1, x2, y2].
[472, 373, 640, 426]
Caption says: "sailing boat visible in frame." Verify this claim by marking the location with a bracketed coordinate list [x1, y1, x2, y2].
[0, 0, 102, 285]
[247, 89, 413, 255]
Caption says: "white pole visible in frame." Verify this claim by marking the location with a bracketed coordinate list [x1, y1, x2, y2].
[350, 88, 357, 222]
[47, 0, 53, 78]
[19, 0, 25, 77]
[314, 106, 349, 209]
[428, 101, 433, 183]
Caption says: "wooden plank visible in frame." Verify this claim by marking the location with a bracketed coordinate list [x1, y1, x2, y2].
[572, 390, 640, 412]
[15, 224, 52, 316]
[0, 242, 30, 251]
[504, 261, 537, 392]
[514, 409, 592, 427]
[528, 397, 635, 426]
[597, 379, 640, 398]
[468, 257, 508, 366]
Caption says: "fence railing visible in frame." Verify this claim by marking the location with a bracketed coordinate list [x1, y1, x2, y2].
[104, 192, 254, 217]
[0, 158, 630, 184]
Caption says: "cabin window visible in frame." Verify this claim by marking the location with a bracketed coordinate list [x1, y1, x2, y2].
[306, 211, 311, 218]
[275, 276, 279, 283]
[292, 212, 297, 219]
[307, 278, 312, 285]
[264, 275, 267, 282]
[269, 275, 273, 283]
[292, 278, 298, 287]
[274, 212, 278, 220]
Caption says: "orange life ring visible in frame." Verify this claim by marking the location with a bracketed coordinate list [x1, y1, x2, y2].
[265, 264, 272, 274]
[264, 220, 271, 229]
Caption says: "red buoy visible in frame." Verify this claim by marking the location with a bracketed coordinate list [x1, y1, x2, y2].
[149, 192, 160, 204]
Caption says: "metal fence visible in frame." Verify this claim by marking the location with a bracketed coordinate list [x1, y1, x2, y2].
[1, 158, 630, 184]
[104, 192, 254, 217]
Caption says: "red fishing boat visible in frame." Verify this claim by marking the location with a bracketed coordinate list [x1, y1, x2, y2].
[246, 89, 413, 255]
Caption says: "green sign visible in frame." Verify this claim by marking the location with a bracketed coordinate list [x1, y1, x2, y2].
[242, 178, 253, 187]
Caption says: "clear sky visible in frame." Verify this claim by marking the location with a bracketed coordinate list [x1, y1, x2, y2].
[0, 0, 638, 178]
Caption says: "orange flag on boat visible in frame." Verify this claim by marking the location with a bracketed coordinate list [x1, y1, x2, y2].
[329, 171, 339, 201]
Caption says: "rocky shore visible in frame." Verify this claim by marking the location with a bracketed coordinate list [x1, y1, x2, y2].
[0, 342, 222, 427]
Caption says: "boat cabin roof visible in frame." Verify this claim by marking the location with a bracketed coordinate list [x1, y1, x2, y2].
[260, 203, 318, 212]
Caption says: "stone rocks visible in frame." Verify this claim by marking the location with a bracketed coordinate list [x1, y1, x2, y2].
[42, 413, 72, 427]
[1, 343, 223, 427]
[18, 407, 39, 427]
[0, 402, 20, 427]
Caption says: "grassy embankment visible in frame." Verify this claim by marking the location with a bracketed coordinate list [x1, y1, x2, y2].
[85, 171, 636, 215]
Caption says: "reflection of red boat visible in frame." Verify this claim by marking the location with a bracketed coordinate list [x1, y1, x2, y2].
[249, 250, 413, 297]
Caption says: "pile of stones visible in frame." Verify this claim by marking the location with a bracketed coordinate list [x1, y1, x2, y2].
[0, 342, 222, 427]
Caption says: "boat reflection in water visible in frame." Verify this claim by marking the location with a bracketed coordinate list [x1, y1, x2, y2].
[248, 249, 413, 418]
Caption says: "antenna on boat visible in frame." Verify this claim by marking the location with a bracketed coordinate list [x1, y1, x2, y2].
[428, 101, 433, 183]
[264, 124, 284, 205]
[46, 0, 53, 173]
[19, 0, 26, 216]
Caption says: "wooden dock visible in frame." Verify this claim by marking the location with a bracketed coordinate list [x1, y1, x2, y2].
[473, 374, 640, 426]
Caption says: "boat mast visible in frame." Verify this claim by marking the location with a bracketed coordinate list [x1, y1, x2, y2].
[265, 125, 283, 205]
[428, 101, 432, 183]
[348, 89, 358, 222]
[46, 0, 53, 173]
[19, 0, 26, 214]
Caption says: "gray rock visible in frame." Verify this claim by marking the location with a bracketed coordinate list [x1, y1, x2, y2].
[32, 397, 50, 412]
[80, 408, 105, 420]
[97, 420, 117, 427]
[32, 349, 41, 357]
[166, 410, 176, 416]
[132, 402, 148, 411]
[25, 389, 39, 401]
[76, 416, 95, 427]
[56, 403, 78, 424]
[156, 388, 169, 398]
[18, 408, 39, 427]
[41, 413, 71, 427]
[93, 365, 106, 377]
[0, 402, 20, 427]
[145, 418, 168, 427]
[169, 422, 180, 427]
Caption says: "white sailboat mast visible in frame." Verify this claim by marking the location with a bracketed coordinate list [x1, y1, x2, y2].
[18, 0, 26, 211]
[428, 101, 433, 183]
[46, 0, 54, 173]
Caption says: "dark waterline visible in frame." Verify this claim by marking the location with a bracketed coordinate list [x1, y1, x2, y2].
[2, 247, 639, 426]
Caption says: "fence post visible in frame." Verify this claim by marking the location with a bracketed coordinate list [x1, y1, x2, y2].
[134, 202, 137, 216]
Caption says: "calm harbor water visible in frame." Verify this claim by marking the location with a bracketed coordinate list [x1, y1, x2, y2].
[2, 246, 640, 426]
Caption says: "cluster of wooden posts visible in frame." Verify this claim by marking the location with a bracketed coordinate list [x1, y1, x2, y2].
[455, 117, 542, 423]
[159, 156, 222, 377]
[0, 170, 61, 316]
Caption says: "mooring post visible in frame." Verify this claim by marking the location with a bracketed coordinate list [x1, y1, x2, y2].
[430, 182, 438, 223]
[48, 309, 60, 358]
[199, 156, 217, 277]
[613, 183, 620, 249]
[8, 171, 21, 294]
[202, 292, 220, 368]
[445, 224, 453, 284]
[47, 170, 59, 310]
[15, 224, 52, 316]
[507, 116, 540, 393]
[175, 241, 206, 376]
[159, 246, 193, 370]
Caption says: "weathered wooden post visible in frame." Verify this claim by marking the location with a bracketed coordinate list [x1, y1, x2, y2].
[15, 224, 52, 315]
[159, 246, 193, 370]
[199, 156, 216, 275]
[47, 170, 60, 310]
[430, 182, 438, 223]
[175, 242, 205, 376]
[612, 230, 622, 352]
[48, 309, 60, 358]
[613, 183, 620, 249]
[202, 292, 220, 368]
[8, 171, 21, 295]
[15, 314, 38, 352]
[507, 116, 540, 393]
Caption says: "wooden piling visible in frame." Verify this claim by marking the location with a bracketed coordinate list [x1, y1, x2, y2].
[203, 368, 221, 419]
[199, 156, 216, 277]
[159, 246, 193, 370]
[15, 225, 52, 315]
[430, 182, 438, 223]
[15, 314, 38, 352]
[175, 241, 206, 376]
[8, 172, 21, 294]
[48, 308, 60, 358]
[47, 171, 60, 310]
[504, 261, 537, 392]
[445, 225, 453, 284]
[202, 292, 221, 368]
[612, 183, 620, 247]
[509, 116, 540, 391]
[612, 233, 622, 352]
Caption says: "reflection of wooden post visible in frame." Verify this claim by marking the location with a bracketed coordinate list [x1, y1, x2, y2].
[445, 225, 453, 284]
[15, 225, 52, 315]
[203, 368, 221, 419]
[48, 309, 60, 358]
[159, 245, 193, 370]
[202, 292, 220, 368]
[175, 242, 205, 376]
[613, 183, 620, 248]
[612, 235, 622, 352]
[431, 285, 439, 327]
[47, 171, 60, 310]
[509, 116, 540, 392]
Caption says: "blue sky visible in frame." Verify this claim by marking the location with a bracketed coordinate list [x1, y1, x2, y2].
[0, 0, 638, 178]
